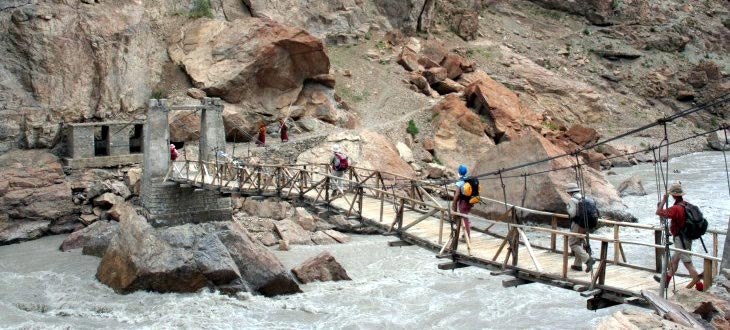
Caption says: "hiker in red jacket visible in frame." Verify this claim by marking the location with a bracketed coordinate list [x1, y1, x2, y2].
[169, 144, 178, 161]
[655, 182, 703, 290]
[279, 118, 288, 142]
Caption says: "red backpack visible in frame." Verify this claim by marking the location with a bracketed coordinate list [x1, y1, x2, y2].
[333, 152, 348, 171]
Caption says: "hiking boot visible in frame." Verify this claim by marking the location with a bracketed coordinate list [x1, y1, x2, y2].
[570, 265, 582, 271]
[584, 258, 595, 273]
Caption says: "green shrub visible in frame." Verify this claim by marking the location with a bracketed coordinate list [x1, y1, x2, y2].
[189, 0, 213, 18]
[151, 89, 167, 99]
[406, 119, 419, 137]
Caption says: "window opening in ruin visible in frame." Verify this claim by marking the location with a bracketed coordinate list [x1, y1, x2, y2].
[130, 124, 143, 153]
[94, 125, 110, 156]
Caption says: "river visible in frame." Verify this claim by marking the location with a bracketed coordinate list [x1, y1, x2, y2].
[0, 152, 727, 329]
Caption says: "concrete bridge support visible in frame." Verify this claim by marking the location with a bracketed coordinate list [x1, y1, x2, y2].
[141, 98, 232, 227]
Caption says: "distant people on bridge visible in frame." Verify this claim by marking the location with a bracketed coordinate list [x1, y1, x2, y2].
[655, 183, 704, 291]
[256, 122, 266, 147]
[169, 144, 178, 161]
[330, 144, 349, 196]
[566, 183, 597, 273]
[278, 118, 288, 142]
[452, 165, 480, 242]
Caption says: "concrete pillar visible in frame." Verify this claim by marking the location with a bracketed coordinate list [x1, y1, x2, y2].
[109, 124, 131, 156]
[143, 99, 170, 183]
[69, 125, 94, 158]
[199, 97, 226, 161]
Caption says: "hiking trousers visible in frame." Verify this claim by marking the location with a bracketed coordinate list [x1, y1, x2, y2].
[569, 222, 590, 266]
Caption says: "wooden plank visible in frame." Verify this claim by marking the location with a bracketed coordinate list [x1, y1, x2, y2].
[517, 228, 543, 272]
[641, 290, 704, 328]
[438, 262, 470, 270]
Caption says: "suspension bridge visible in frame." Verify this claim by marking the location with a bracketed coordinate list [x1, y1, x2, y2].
[140, 94, 729, 311]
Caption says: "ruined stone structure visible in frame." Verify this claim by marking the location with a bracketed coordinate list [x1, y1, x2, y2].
[64, 121, 144, 168]
[141, 97, 232, 227]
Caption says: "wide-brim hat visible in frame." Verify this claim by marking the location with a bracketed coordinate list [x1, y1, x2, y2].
[565, 182, 580, 193]
[668, 183, 685, 196]
[332, 144, 341, 153]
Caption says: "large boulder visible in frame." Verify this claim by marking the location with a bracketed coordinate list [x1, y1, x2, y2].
[0, 1, 166, 130]
[242, 198, 292, 220]
[97, 210, 301, 296]
[529, 0, 650, 26]
[617, 176, 647, 197]
[296, 130, 416, 179]
[0, 150, 78, 244]
[168, 18, 329, 113]
[464, 75, 543, 143]
[291, 251, 351, 284]
[274, 220, 312, 245]
[430, 94, 494, 171]
[708, 130, 729, 151]
[472, 131, 631, 223]
[169, 111, 202, 143]
[60, 220, 120, 257]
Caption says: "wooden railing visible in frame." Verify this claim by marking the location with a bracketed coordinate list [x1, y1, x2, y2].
[165, 159, 726, 292]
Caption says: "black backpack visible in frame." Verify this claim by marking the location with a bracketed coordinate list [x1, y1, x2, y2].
[573, 197, 599, 230]
[679, 201, 708, 240]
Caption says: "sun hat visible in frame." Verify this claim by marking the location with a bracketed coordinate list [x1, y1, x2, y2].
[332, 144, 341, 153]
[668, 182, 685, 196]
[565, 183, 580, 193]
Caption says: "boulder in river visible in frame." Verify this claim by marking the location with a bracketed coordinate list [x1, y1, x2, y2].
[60, 220, 120, 257]
[96, 210, 301, 296]
[291, 251, 351, 284]
[617, 176, 647, 197]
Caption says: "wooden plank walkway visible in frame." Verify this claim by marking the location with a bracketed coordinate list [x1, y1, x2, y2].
[166, 160, 721, 309]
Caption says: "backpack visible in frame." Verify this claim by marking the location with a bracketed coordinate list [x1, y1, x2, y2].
[459, 177, 481, 204]
[679, 201, 708, 240]
[573, 197, 599, 230]
[333, 152, 349, 171]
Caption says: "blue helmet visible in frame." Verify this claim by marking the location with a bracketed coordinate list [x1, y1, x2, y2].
[458, 164, 468, 176]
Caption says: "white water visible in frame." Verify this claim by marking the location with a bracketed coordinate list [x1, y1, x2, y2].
[0, 152, 727, 329]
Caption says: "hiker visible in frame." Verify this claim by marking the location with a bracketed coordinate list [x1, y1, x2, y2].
[169, 144, 178, 161]
[566, 183, 596, 273]
[654, 182, 703, 290]
[278, 118, 288, 142]
[452, 165, 480, 242]
[256, 122, 266, 147]
[330, 144, 348, 195]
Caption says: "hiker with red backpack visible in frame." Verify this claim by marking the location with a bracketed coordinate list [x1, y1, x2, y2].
[565, 183, 597, 273]
[655, 182, 707, 291]
[452, 165, 480, 242]
[330, 144, 348, 195]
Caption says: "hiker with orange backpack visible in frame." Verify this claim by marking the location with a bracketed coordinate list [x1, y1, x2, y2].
[452, 165, 480, 242]
[654, 182, 705, 291]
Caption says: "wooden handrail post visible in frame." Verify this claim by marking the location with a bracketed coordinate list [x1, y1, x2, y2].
[438, 211, 444, 245]
[358, 185, 364, 222]
[550, 216, 557, 252]
[712, 233, 719, 276]
[654, 230, 662, 273]
[598, 241, 608, 286]
[704, 259, 713, 291]
[397, 198, 405, 234]
[613, 224, 619, 265]
[325, 176, 330, 203]
[562, 234, 569, 278]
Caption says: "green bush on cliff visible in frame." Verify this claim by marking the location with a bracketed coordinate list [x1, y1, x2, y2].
[406, 119, 419, 137]
[189, 0, 213, 18]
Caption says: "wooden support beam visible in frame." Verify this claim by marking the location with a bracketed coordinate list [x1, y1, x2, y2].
[502, 277, 533, 287]
[580, 289, 602, 298]
[401, 208, 439, 231]
[388, 240, 413, 247]
[438, 262, 470, 270]
[587, 296, 621, 311]
[490, 270, 516, 276]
